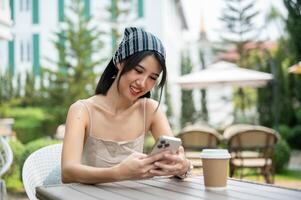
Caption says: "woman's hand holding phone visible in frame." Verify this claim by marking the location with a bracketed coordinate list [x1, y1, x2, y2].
[117, 136, 190, 180]
[149, 146, 190, 177]
[147, 136, 190, 177]
[116, 150, 169, 181]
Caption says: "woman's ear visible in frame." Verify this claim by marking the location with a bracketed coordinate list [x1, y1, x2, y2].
[116, 62, 124, 70]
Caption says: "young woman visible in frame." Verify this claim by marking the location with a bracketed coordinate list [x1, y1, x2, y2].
[61, 27, 191, 184]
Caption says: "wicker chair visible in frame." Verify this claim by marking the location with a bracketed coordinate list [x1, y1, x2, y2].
[223, 124, 279, 183]
[178, 124, 222, 168]
[0, 137, 13, 200]
[22, 143, 62, 200]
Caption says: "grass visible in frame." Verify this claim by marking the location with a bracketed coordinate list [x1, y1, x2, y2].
[276, 169, 301, 181]
[231, 168, 301, 181]
[231, 168, 301, 190]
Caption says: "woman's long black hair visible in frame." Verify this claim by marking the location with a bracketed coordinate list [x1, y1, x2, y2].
[95, 51, 167, 104]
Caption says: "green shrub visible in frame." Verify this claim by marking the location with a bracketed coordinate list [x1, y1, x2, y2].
[273, 139, 291, 173]
[7, 107, 53, 143]
[3, 139, 26, 192]
[295, 107, 301, 124]
[288, 125, 301, 150]
[278, 124, 292, 141]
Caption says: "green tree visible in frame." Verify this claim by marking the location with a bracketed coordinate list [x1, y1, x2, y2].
[0, 71, 13, 104]
[15, 73, 22, 98]
[219, 0, 259, 67]
[49, 0, 102, 103]
[249, 38, 296, 129]
[180, 53, 196, 127]
[107, 0, 132, 52]
[198, 48, 208, 122]
[22, 72, 38, 106]
[152, 87, 160, 101]
[283, 0, 301, 104]
[219, 0, 259, 119]
[264, 5, 285, 36]
[45, 0, 103, 123]
[164, 83, 173, 125]
[253, 4, 293, 130]
[0, 71, 21, 117]
[284, 0, 301, 61]
[280, 0, 301, 147]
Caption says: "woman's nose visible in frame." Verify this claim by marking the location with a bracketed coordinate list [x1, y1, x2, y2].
[136, 77, 147, 87]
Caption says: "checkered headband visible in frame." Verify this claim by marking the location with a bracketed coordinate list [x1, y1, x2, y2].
[113, 27, 166, 65]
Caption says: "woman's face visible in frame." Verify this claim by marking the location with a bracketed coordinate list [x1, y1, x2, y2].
[118, 55, 162, 101]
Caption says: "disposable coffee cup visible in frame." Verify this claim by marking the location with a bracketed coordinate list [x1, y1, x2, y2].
[200, 149, 231, 191]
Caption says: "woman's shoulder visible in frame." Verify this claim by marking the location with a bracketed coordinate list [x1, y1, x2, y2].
[67, 99, 91, 115]
[137, 98, 159, 113]
[69, 96, 97, 108]
[146, 98, 159, 107]
[69, 99, 86, 109]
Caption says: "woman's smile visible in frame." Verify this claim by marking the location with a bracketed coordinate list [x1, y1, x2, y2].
[129, 85, 142, 96]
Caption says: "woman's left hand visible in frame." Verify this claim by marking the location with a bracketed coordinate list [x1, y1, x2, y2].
[149, 146, 190, 177]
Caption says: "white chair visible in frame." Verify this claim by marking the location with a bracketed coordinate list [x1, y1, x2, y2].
[0, 137, 13, 200]
[22, 143, 62, 200]
[0, 137, 13, 177]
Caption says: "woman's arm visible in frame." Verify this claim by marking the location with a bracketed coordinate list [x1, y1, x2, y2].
[61, 102, 120, 183]
[147, 99, 173, 140]
[147, 99, 191, 178]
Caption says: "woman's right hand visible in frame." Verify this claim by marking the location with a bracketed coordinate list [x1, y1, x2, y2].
[115, 151, 168, 180]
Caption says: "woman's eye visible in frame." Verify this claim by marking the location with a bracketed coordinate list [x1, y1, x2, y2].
[134, 68, 143, 73]
[150, 76, 157, 81]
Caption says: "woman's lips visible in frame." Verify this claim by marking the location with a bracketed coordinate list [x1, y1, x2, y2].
[130, 86, 142, 96]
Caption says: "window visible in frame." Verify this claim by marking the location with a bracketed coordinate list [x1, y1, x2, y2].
[19, 0, 23, 11]
[20, 40, 24, 62]
[19, 0, 30, 12]
[27, 40, 31, 61]
[26, 0, 30, 11]
[19, 39, 32, 63]
[0, 0, 5, 10]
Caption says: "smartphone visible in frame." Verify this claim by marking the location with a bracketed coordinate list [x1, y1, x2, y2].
[149, 136, 182, 155]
